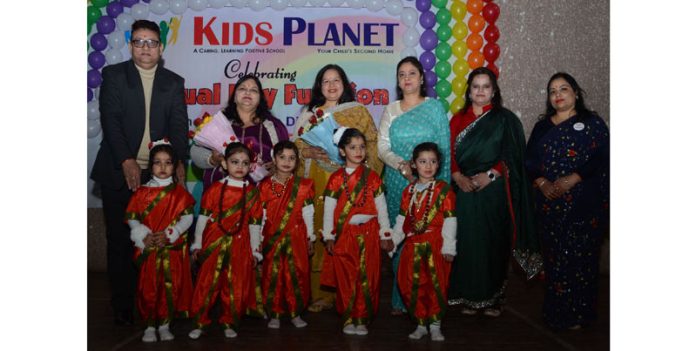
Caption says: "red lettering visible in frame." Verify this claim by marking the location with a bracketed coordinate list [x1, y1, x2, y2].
[255, 22, 273, 45]
[194, 17, 219, 45]
[356, 89, 373, 105]
[372, 89, 389, 105]
[264, 88, 278, 108]
[233, 22, 253, 45]
[222, 22, 229, 45]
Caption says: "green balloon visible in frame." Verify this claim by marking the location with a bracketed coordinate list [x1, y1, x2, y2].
[160, 21, 170, 49]
[91, 0, 109, 8]
[437, 26, 452, 42]
[87, 6, 102, 26]
[432, 0, 448, 9]
[436, 8, 452, 25]
[435, 42, 452, 61]
[435, 61, 452, 79]
[438, 97, 450, 112]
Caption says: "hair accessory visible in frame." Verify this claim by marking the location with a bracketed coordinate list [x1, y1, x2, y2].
[333, 126, 348, 145]
[270, 148, 274, 159]
[148, 138, 171, 150]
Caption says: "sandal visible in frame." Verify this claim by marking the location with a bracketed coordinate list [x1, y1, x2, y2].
[308, 300, 333, 312]
[483, 308, 501, 317]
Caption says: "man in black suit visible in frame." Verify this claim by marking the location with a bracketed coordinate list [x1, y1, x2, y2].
[91, 20, 188, 325]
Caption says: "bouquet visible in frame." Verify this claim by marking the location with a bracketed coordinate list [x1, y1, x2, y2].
[192, 111, 238, 154]
[298, 109, 344, 165]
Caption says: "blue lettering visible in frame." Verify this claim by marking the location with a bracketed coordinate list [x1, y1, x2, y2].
[342, 23, 360, 46]
[382, 23, 397, 46]
[283, 17, 305, 45]
[323, 23, 340, 46]
[364, 23, 378, 46]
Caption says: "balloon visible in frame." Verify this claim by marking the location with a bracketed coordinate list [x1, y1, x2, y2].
[250, 0, 271, 10]
[94, 87, 100, 100]
[88, 69, 103, 89]
[209, 0, 230, 8]
[290, 0, 308, 6]
[106, 1, 124, 18]
[452, 22, 468, 40]
[419, 11, 436, 30]
[450, 96, 464, 114]
[466, 0, 484, 14]
[436, 25, 452, 41]
[453, 60, 470, 76]
[434, 61, 451, 79]
[436, 79, 452, 98]
[467, 51, 485, 69]
[88, 101, 100, 120]
[486, 63, 499, 77]
[149, 0, 170, 15]
[328, 0, 345, 6]
[91, 0, 109, 8]
[90, 33, 108, 51]
[365, 0, 385, 12]
[468, 15, 485, 33]
[424, 70, 437, 88]
[385, 0, 403, 15]
[482, 2, 500, 23]
[105, 48, 124, 65]
[189, 0, 209, 11]
[484, 24, 500, 42]
[400, 47, 417, 59]
[308, 0, 326, 6]
[170, 0, 189, 14]
[451, 41, 467, 58]
[450, 1, 466, 21]
[120, 0, 139, 7]
[431, 0, 447, 9]
[419, 29, 438, 51]
[420, 51, 436, 71]
[438, 98, 450, 113]
[88, 88, 94, 102]
[346, 0, 363, 8]
[88, 119, 102, 139]
[402, 27, 420, 48]
[270, 0, 290, 10]
[415, 0, 430, 12]
[96, 16, 116, 34]
[466, 33, 483, 51]
[131, 3, 149, 20]
[435, 42, 451, 61]
[115, 13, 135, 31]
[451, 76, 466, 94]
[400, 8, 419, 26]
[426, 86, 436, 98]
[483, 42, 500, 62]
[87, 6, 102, 27]
[88, 51, 106, 69]
[436, 8, 451, 25]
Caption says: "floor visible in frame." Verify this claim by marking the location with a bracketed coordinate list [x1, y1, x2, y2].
[88, 258, 609, 351]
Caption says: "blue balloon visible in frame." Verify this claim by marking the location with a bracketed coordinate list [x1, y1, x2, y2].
[419, 29, 438, 51]
[424, 70, 437, 88]
[88, 88, 94, 102]
[120, 0, 139, 8]
[90, 33, 108, 51]
[88, 69, 103, 89]
[419, 51, 436, 71]
[97, 16, 116, 35]
[426, 85, 437, 98]
[88, 51, 106, 69]
[106, 2, 124, 18]
[416, 0, 431, 12]
[419, 11, 436, 29]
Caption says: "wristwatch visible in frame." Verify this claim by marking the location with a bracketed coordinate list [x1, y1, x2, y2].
[487, 170, 496, 182]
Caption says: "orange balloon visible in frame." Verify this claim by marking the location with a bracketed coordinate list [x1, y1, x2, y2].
[468, 14, 485, 33]
[467, 0, 484, 14]
[466, 33, 483, 51]
[452, 41, 468, 58]
[467, 51, 485, 69]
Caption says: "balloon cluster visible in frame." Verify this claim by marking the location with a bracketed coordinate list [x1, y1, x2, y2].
[448, 0, 467, 114]
[481, 0, 500, 77]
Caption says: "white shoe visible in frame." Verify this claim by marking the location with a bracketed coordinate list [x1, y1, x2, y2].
[408, 325, 428, 340]
[267, 318, 280, 329]
[188, 328, 203, 340]
[142, 327, 157, 343]
[429, 325, 445, 341]
[158, 324, 174, 341]
[355, 325, 368, 336]
[461, 306, 477, 315]
[291, 316, 307, 328]
[342, 324, 357, 335]
[224, 328, 238, 338]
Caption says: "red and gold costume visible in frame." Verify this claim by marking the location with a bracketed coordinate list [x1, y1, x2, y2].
[392, 180, 457, 326]
[320, 165, 391, 326]
[258, 176, 315, 318]
[125, 181, 195, 326]
[189, 178, 264, 330]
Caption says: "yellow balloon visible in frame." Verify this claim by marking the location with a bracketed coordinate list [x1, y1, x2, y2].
[452, 75, 467, 94]
[452, 41, 468, 58]
[453, 59, 470, 76]
[452, 22, 469, 40]
[450, 96, 465, 114]
[451, 2, 467, 21]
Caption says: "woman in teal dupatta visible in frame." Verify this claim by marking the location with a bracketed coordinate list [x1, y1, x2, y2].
[378, 57, 450, 315]
[447, 67, 541, 317]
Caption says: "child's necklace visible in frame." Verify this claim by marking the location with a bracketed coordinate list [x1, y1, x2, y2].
[270, 175, 289, 198]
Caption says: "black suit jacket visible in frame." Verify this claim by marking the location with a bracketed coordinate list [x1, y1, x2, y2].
[91, 60, 188, 189]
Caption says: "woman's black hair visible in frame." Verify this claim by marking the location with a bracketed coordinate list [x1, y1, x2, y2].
[223, 74, 273, 126]
[306, 64, 356, 110]
[336, 128, 366, 161]
[410, 142, 442, 178]
[148, 143, 178, 182]
[539, 72, 597, 121]
[460, 67, 503, 114]
[224, 141, 253, 161]
[272, 140, 299, 160]
[395, 56, 427, 100]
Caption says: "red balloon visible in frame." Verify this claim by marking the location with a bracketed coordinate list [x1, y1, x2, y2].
[482, 0, 493, 2]
[483, 42, 500, 62]
[484, 24, 500, 43]
[467, 51, 485, 69]
[482, 3, 500, 23]
[486, 63, 499, 78]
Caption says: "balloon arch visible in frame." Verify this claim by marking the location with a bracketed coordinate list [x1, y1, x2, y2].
[87, 0, 500, 139]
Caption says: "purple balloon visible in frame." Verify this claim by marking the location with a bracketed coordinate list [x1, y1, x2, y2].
[88, 88, 94, 102]
[416, 0, 431, 12]
[419, 11, 436, 29]
[120, 0, 139, 7]
[88, 51, 106, 69]
[88, 69, 103, 89]
[143, 0, 151, 2]
[424, 70, 437, 88]
[106, 2, 124, 18]
[96, 16, 116, 34]
[90, 33, 108, 51]
[419, 29, 438, 51]
[419, 51, 436, 71]
[426, 86, 437, 98]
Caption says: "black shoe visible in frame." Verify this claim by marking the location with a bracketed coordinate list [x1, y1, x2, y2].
[114, 310, 134, 326]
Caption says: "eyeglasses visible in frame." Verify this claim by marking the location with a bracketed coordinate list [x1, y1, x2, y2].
[131, 39, 160, 48]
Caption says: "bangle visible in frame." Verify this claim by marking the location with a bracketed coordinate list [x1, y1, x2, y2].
[537, 179, 546, 188]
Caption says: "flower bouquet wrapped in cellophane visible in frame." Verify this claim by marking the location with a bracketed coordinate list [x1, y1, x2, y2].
[192, 111, 239, 154]
[298, 108, 344, 166]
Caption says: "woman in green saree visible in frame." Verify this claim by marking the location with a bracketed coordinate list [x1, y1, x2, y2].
[447, 67, 541, 317]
